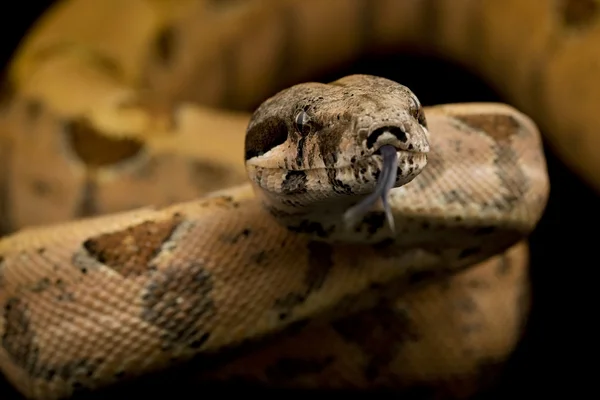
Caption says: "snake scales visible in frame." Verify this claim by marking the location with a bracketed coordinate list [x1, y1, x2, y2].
[0, 0, 598, 398]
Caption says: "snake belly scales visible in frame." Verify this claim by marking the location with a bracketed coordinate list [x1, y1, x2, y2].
[2, 0, 599, 398]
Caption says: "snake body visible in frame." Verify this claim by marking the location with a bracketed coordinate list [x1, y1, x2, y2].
[1, 0, 598, 398]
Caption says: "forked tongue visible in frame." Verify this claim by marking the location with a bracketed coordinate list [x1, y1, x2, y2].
[343, 145, 398, 232]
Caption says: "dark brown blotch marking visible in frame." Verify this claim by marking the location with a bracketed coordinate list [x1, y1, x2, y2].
[207, 195, 240, 210]
[558, 0, 599, 29]
[265, 204, 297, 220]
[190, 160, 239, 193]
[153, 25, 177, 65]
[274, 241, 334, 319]
[264, 356, 335, 383]
[454, 113, 521, 142]
[281, 170, 307, 195]
[245, 116, 289, 160]
[359, 212, 387, 237]
[493, 145, 529, 209]
[455, 113, 529, 209]
[40, 357, 104, 388]
[326, 168, 353, 195]
[443, 189, 470, 207]
[141, 262, 215, 351]
[332, 304, 420, 380]
[1, 298, 100, 383]
[273, 293, 304, 320]
[52, 277, 76, 302]
[64, 118, 144, 168]
[2, 298, 38, 376]
[287, 218, 332, 239]
[317, 114, 351, 167]
[82, 216, 182, 277]
[56, 292, 75, 303]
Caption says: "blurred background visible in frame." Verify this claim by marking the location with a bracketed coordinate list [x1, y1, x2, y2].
[0, 1, 598, 399]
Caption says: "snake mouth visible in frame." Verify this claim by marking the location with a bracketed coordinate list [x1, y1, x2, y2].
[343, 144, 402, 231]
[343, 143, 427, 232]
[372, 145, 423, 159]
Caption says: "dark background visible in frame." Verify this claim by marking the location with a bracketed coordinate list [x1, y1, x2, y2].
[1, 2, 597, 399]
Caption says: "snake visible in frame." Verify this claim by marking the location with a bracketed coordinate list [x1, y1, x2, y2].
[1, 0, 598, 398]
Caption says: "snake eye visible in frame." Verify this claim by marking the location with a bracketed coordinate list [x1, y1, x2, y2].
[410, 95, 427, 127]
[409, 95, 420, 115]
[294, 110, 312, 135]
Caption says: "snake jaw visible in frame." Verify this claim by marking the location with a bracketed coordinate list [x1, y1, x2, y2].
[343, 145, 400, 232]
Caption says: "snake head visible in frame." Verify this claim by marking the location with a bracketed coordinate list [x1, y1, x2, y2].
[244, 74, 429, 241]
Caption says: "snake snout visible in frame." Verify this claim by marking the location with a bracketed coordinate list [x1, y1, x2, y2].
[367, 125, 423, 154]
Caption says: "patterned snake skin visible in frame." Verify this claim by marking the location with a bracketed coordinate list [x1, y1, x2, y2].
[1, 0, 598, 398]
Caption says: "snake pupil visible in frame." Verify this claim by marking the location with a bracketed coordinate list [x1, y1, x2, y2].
[295, 110, 312, 135]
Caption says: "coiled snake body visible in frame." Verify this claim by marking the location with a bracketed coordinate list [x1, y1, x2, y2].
[1, 0, 598, 398]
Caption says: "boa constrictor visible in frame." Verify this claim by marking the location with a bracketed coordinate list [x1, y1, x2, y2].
[2, 0, 599, 398]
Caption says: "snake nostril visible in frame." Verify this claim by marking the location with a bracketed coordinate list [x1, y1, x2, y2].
[367, 126, 408, 149]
